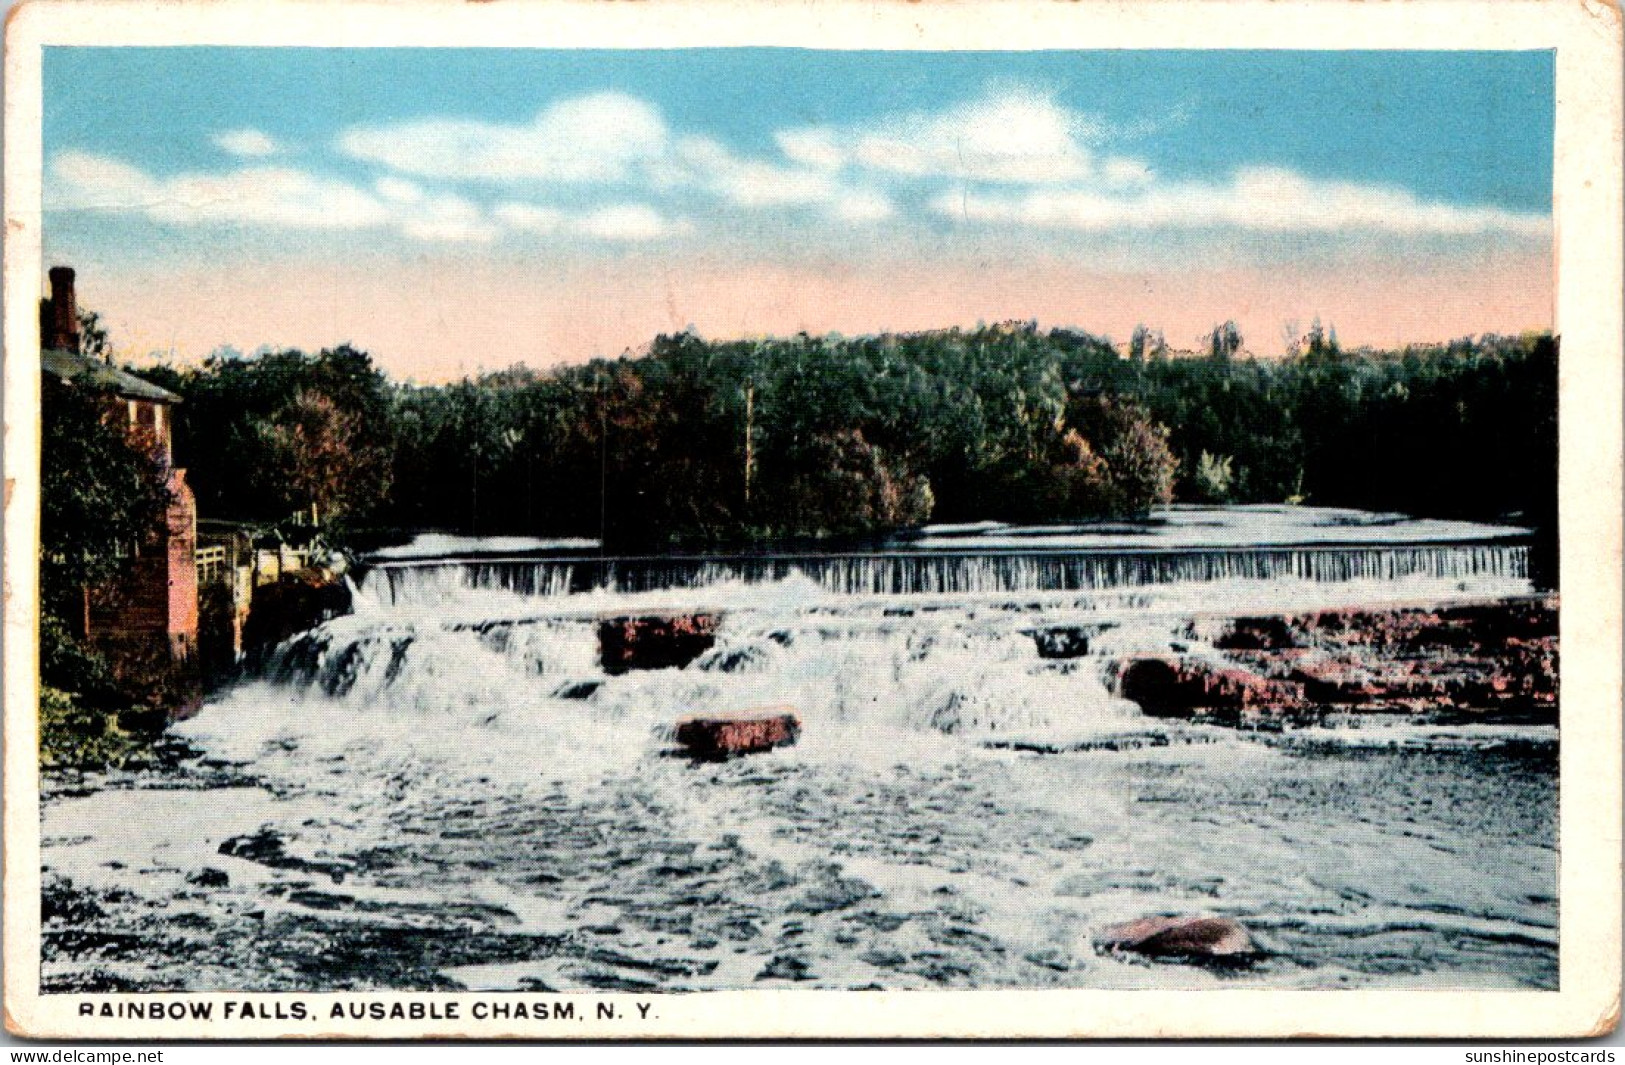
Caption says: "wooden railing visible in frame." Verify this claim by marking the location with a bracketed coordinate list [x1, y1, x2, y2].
[195, 543, 229, 584]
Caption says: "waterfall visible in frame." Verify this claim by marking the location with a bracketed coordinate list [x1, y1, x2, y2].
[356, 542, 1530, 609]
[216, 512, 1540, 771]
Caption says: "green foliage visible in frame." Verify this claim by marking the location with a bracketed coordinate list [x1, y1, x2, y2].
[260, 389, 391, 525]
[39, 319, 202, 768]
[1207, 321, 1243, 361]
[157, 344, 395, 528]
[39, 685, 145, 770]
[766, 429, 934, 538]
[39, 618, 156, 771]
[40, 374, 171, 620]
[39, 616, 195, 769]
[76, 310, 111, 363]
[1069, 395, 1180, 516]
[1193, 451, 1235, 504]
[39, 613, 119, 707]
[1023, 428, 1110, 519]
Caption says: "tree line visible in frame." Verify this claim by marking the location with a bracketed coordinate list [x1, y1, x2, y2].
[136, 321, 1555, 555]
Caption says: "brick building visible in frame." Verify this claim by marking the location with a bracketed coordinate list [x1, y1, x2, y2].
[41, 266, 199, 663]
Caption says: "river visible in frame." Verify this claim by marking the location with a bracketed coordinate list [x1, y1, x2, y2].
[39, 505, 1557, 992]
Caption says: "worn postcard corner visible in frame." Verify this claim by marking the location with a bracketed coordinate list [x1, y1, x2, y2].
[3, 0, 1622, 1043]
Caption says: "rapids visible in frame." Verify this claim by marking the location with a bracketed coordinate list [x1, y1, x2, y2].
[39, 506, 1556, 992]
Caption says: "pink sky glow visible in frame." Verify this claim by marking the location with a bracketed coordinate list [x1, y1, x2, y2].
[83, 250, 1554, 385]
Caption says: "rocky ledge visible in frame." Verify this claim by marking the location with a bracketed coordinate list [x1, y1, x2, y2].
[1113, 596, 1557, 726]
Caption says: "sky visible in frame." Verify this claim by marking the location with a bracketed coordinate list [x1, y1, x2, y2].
[42, 48, 1554, 382]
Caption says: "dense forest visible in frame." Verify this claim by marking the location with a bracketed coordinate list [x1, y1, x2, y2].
[138, 321, 1558, 557]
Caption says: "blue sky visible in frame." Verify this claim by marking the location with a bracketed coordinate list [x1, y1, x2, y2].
[40, 47, 1555, 377]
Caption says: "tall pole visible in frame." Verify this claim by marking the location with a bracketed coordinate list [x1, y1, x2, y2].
[744, 383, 755, 506]
[598, 404, 608, 551]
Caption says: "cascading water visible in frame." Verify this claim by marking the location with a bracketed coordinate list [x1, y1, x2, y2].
[352, 503, 1535, 609]
[356, 543, 1530, 610]
[39, 506, 1556, 994]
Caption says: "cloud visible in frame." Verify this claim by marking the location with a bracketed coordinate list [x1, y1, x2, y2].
[47, 148, 695, 246]
[50, 150, 390, 230]
[50, 80, 1548, 255]
[1101, 157, 1154, 188]
[337, 92, 894, 224]
[48, 151, 163, 211]
[213, 128, 281, 158]
[337, 92, 669, 184]
[372, 177, 498, 243]
[931, 165, 1551, 238]
[778, 87, 1101, 185]
[829, 189, 894, 223]
[492, 201, 565, 235]
[575, 204, 687, 241]
[48, 151, 505, 242]
[497, 200, 689, 242]
[670, 135, 894, 222]
[775, 128, 845, 172]
[677, 136, 836, 207]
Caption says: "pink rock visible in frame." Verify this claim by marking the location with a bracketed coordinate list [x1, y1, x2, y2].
[1117, 657, 1305, 718]
[599, 613, 719, 675]
[1096, 915, 1256, 959]
[676, 707, 800, 759]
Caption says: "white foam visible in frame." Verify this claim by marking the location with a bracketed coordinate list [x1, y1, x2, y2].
[368, 533, 600, 560]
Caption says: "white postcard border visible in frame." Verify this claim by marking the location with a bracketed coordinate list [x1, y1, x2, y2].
[4, 0, 1620, 1040]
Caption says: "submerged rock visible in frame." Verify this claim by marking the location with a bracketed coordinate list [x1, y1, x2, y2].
[185, 867, 230, 888]
[1029, 623, 1115, 659]
[756, 955, 814, 981]
[218, 827, 351, 881]
[598, 613, 720, 675]
[1095, 915, 1257, 962]
[675, 707, 800, 760]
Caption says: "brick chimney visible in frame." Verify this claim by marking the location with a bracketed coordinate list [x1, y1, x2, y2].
[40, 266, 80, 355]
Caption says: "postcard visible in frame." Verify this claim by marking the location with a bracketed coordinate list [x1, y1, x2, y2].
[4, 0, 1621, 1041]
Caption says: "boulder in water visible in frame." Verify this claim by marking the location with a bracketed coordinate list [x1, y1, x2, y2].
[675, 707, 800, 759]
[1096, 915, 1257, 962]
[599, 613, 719, 675]
[1117, 657, 1305, 719]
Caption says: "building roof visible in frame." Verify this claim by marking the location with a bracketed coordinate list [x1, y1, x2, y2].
[42, 348, 182, 404]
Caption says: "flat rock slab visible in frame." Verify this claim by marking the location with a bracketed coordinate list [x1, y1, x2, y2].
[676, 708, 800, 760]
[599, 613, 720, 675]
[1096, 915, 1257, 962]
